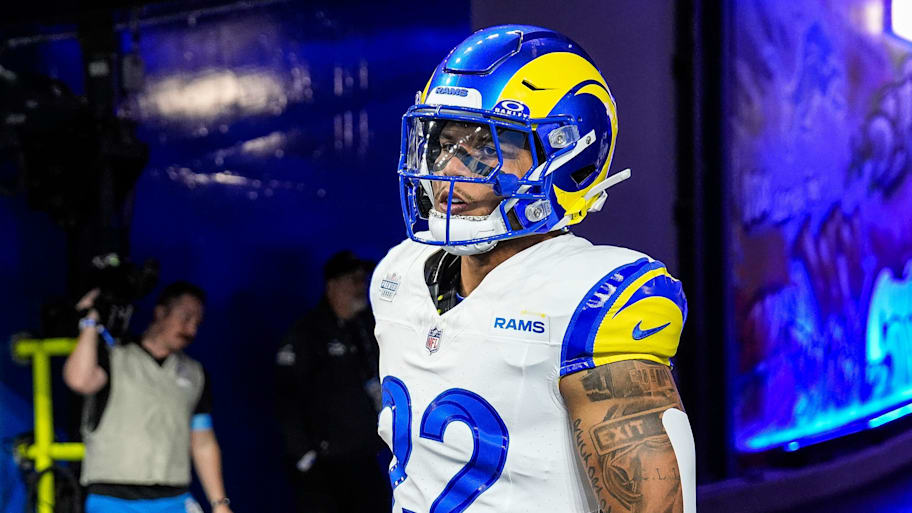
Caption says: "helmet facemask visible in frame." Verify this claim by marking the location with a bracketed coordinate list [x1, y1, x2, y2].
[399, 107, 565, 255]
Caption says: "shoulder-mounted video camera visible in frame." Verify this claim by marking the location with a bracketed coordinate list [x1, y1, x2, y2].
[84, 253, 159, 338]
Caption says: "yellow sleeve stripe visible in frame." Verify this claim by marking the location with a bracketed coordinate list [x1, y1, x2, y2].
[591, 267, 685, 368]
[560, 259, 687, 376]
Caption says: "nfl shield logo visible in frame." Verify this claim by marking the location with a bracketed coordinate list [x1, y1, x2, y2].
[426, 327, 442, 354]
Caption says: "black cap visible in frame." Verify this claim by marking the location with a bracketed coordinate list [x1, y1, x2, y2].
[323, 250, 374, 281]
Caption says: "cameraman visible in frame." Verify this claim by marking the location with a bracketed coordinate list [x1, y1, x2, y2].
[63, 282, 233, 513]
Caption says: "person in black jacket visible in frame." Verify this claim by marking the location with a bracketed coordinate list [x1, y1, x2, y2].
[275, 251, 389, 513]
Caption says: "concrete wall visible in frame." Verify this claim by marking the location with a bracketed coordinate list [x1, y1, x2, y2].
[472, 0, 680, 271]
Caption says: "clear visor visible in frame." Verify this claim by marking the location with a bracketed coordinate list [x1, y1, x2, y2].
[406, 118, 533, 178]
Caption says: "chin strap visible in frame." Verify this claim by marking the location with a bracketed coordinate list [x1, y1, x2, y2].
[428, 208, 506, 256]
[427, 167, 633, 249]
[440, 240, 496, 256]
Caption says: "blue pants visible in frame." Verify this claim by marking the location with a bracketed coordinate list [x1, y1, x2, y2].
[86, 493, 202, 513]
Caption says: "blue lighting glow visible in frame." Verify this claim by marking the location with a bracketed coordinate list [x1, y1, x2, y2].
[785, 441, 800, 452]
[891, 0, 912, 43]
[743, 391, 912, 451]
[869, 403, 912, 429]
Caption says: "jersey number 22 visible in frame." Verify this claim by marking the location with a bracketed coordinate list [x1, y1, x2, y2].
[381, 376, 510, 513]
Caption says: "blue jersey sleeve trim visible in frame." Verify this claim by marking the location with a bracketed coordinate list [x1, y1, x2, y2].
[191, 413, 213, 431]
[560, 258, 656, 374]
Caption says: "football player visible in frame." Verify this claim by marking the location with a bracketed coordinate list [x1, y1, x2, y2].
[370, 25, 695, 513]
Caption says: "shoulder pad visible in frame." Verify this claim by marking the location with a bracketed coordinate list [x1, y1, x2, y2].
[560, 258, 687, 376]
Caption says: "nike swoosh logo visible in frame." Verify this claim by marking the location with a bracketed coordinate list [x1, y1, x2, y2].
[632, 321, 671, 340]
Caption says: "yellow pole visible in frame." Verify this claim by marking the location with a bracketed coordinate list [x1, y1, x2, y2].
[26, 443, 85, 461]
[32, 347, 54, 513]
[12, 338, 83, 513]
[14, 338, 79, 358]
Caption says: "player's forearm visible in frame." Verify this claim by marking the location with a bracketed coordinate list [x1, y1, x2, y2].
[63, 324, 106, 394]
[191, 430, 228, 505]
[561, 360, 691, 513]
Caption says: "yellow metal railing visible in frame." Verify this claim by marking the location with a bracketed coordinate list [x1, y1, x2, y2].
[12, 338, 85, 513]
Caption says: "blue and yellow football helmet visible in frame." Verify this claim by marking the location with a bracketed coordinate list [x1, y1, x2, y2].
[398, 24, 630, 254]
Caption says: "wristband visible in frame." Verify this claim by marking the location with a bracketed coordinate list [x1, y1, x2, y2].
[211, 497, 230, 507]
[78, 317, 98, 331]
[79, 317, 117, 347]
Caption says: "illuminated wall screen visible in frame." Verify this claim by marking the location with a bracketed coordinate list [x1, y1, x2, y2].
[729, 0, 912, 452]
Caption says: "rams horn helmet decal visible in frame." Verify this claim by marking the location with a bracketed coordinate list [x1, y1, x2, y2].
[397, 25, 630, 254]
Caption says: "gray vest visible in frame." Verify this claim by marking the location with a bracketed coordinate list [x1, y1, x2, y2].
[80, 343, 205, 486]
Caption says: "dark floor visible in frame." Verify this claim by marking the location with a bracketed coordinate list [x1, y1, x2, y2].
[775, 460, 912, 513]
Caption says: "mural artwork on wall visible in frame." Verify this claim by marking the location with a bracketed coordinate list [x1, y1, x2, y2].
[730, 0, 912, 452]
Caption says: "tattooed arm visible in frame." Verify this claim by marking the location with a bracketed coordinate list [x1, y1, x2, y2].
[560, 360, 686, 513]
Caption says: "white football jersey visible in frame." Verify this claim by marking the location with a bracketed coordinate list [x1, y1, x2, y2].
[370, 233, 687, 513]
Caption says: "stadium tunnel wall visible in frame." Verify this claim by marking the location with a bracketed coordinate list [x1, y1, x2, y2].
[0, 2, 470, 510]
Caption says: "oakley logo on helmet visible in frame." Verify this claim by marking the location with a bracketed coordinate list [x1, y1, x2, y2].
[434, 86, 469, 97]
[493, 99, 530, 118]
